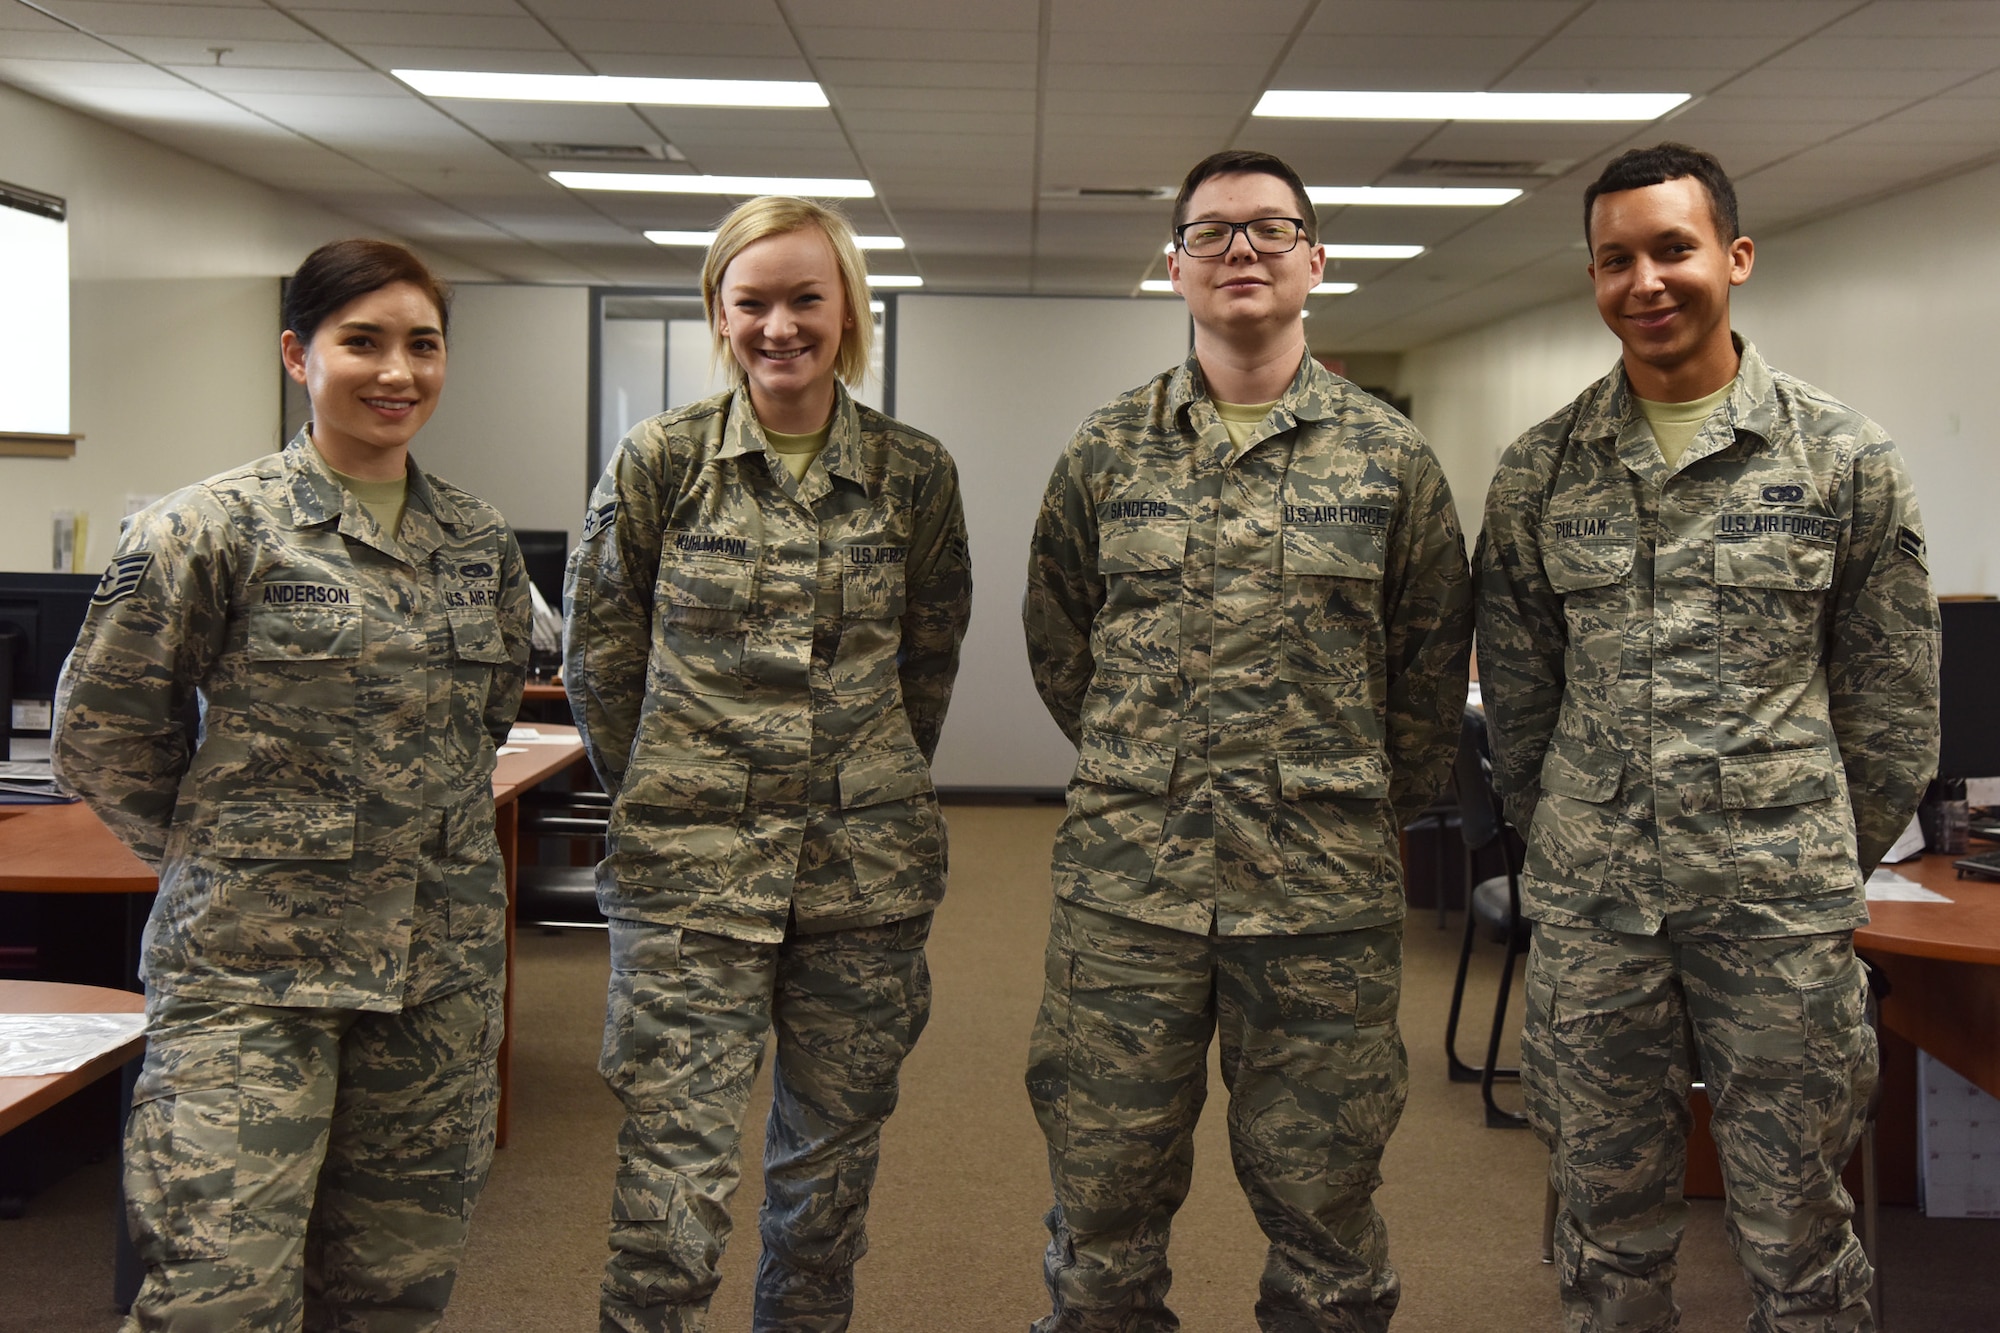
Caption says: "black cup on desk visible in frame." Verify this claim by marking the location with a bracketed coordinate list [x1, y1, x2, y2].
[1919, 776, 1970, 855]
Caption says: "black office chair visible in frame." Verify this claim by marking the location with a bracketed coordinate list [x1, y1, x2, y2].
[1443, 706, 1531, 1128]
[515, 788, 610, 928]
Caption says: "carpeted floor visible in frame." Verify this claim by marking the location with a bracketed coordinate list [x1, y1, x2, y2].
[4, 803, 1994, 1331]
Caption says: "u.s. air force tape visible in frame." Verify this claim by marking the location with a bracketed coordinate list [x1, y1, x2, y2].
[91, 551, 153, 606]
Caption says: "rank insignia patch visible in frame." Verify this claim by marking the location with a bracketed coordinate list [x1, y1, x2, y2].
[91, 551, 153, 606]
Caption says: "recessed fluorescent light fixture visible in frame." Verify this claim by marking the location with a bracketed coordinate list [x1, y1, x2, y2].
[1255, 90, 1688, 121]
[1323, 243, 1424, 259]
[1308, 186, 1519, 207]
[395, 69, 826, 108]
[555, 171, 873, 198]
[867, 275, 923, 288]
[1140, 279, 1356, 295]
[647, 230, 904, 250]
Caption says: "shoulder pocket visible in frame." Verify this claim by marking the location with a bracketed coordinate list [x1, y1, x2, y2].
[1098, 520, 1187, 574]
[447, 608, 510, 663]
[1538, 742, 1623, 803]
[1074, 731, 1176, 796]
[839, 747, 934, 809]
[210, 801, 355, 859]
[1715, 533, 1835, 591]
[1538, 530, 1634, 594]
[1283, 524, 1386, 581]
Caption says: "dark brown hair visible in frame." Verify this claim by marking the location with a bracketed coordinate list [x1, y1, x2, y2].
[1171, 150, 1319, 247]
[1584, 143, 1740, 249]
[283, 239, 452, 344]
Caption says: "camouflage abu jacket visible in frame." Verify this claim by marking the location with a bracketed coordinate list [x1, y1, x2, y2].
[563, 384, 970, 942]
[52, 432, 531, 1009]
[1476, 339, 1940, 938]
[1024, 351, 1473, 937]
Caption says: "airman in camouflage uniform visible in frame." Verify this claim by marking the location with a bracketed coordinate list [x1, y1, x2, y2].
[566, 370, 969, 1331]
[1023, 151, 1472, 1332]
[53, 429, 530, 1330]
[1476, 144, 1938, 1332]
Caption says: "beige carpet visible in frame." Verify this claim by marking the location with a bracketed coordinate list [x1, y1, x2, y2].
[5, 803, 1995, 1331]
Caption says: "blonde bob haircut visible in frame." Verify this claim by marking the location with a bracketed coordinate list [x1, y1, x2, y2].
[702, 196, 873, 390]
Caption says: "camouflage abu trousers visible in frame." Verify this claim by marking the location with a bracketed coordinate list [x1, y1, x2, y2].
[1522, 923, 1877, 1333]
[120, 983, 502, 1332]
[598, 913, 933, 1333]
[1026, 899, 1408, 1333]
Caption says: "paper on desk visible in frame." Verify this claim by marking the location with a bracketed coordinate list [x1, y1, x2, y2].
[0, 1013, 147, 1077]
[497, 746, 528, 756]
[1865, 868, 1953, 903]
[1880, 813, 1927, 864]
[508, 726, 542, 741]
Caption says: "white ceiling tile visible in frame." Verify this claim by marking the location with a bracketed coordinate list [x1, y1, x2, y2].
[788, 0, 1039, 31]
[0, 55, 185, 90]
[169, 65, 404, 95]
[538, 20, 799, 57]
[0, 31, 132, 60]
[1054, 0, 1304, 33]
[1563, 1, 1859, 38]
[1722, 64, 1973, 98]
[1828, 1, 2000, 38]
[288, 10, 562, 50]
[1765, 34, 2000, 71]
[577, 53, 816, 79]
[833, 86, 1035, 113]
[342, 45, 588, 74]
[36, 3, 314, 40]
[812, 56, 1035, 89]
[112, 39, 365, 70]
[532, 0, 786, 22]
[1277, 33, 1539, 75]
[802, 26, 1038, 61]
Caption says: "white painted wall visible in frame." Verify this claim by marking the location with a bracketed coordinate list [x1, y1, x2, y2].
[1399, 158, 2000, 597]
[894, 294, 1190, 790]
[0, 82, 497, 573]
[414, 283, 592, 539]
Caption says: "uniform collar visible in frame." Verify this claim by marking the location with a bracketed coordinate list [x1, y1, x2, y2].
[718, 382, 872, 503]
[1577, 334, 1778, 482]
[1167, 348, 1341, 468]
[282, 428, 457, 564]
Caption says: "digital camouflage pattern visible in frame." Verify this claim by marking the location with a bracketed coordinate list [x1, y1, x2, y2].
[53, 431, 532, 1009]
[564, 383, 971, 942]
[1476, 340, 1940, 939]
[1026, 903, 1407, 1333]
[599, 916, 933, 1333]
[1024, 351, 1473, 939]
[1522, 924, 1876, 1332]
[121, 983, 502, 1331]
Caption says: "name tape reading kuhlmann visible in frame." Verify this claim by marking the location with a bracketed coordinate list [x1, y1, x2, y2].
[672, 532, 751, 559]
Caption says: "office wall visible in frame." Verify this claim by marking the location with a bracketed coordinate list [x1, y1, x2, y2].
[893, 294, 1190, 790]
[410, 283, 592, 539]
[1401, 158, 2000, 597]
[0, 84, 499, 573]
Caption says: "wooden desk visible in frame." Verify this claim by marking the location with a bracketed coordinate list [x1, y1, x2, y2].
[521, 681, 567, 704]
[1855, 853, 2000, 1101]
[0, 726, 589, 1147]
[0, 980, 146, 1137]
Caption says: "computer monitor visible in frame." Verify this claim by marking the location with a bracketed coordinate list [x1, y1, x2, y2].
[514, 529, 569, 612]
[0, 572, 98, 760]
[1937, 599, 2000, 782]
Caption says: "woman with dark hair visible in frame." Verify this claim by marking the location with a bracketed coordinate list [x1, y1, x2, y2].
[53, 238, 531, 1330]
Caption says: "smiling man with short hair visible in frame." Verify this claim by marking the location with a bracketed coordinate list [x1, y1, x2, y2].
[1021, 148, 1473, 1332]
[1476, 142, 1940, 1332]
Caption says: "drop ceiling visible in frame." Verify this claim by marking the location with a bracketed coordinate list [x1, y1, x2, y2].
[4, 0, 1999, 350]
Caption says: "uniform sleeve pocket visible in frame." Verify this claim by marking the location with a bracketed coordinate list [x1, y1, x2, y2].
[1539, 531, 1635, 593]
[1283, 525, 1387, 580]
[1538, 742, 1623, 803]
[839, 746, 934, 809]
[1714, 533, 1835, 591]
[1277, 751, 1389, 801]
[1097, 521, 1187, 574]
[1074, 731, 1176, 795]
[621, 759, 750, 813]
[244, 607, 362, 661]
[1718, 748, 1840, 809]
[447, 609, 511, 663]
[210, 801, 355, 859]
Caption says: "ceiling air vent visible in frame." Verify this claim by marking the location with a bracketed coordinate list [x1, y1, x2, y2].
[505, 141, 685, 163]
[1041, 185, 1176, 200]
[1393, 157, 1573, 179]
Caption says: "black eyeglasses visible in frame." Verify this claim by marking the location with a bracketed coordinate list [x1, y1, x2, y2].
[1173, 217, 1309, 257]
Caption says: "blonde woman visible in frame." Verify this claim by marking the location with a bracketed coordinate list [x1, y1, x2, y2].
[564, 198, 970, 1332]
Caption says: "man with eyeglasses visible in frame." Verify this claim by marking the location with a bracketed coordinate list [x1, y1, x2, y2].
[1022, 149, 1472, 1331]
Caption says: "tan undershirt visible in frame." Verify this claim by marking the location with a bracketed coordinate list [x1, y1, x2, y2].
[765, 424, 832, 483]
[1213, 397, 1281, 450]
[316, 446, 408, 536]
[1636, 379, 1734, 470]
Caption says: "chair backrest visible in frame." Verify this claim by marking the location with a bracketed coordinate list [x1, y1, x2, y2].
[1452, 706, 1508, 854]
